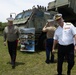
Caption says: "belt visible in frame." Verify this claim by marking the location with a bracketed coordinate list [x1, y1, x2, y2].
[59, 43, 73, 47]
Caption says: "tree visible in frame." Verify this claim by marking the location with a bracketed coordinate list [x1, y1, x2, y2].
[0, 22, 7, 33]
[0, 22, 2, 27]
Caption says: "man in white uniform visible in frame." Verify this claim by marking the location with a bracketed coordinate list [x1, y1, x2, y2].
[52, 14, 76, 75]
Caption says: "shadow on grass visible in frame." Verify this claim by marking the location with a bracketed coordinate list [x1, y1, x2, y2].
[20, 51, 36, 54]
[15, 62, 25, 66]
[7, 61, 25, 66]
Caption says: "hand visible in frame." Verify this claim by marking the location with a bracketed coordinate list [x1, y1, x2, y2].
[45, 23, 49, 27]
[4, 42, 6, 46]
[18, 40, 21, 44]
[74, 46, 76, 52]
[52, 49, 55, 54]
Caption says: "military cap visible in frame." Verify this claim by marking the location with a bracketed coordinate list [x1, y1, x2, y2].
[54, 14, 62, 21]
[47, 19, 54, 22]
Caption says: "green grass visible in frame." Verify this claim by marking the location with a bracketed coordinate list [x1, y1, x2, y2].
[0, 36, 76, 75]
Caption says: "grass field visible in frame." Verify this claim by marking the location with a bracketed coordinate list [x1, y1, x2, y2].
[0, 36, 76, 75]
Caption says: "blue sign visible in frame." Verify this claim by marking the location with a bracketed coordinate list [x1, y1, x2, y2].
[19, 28, 35, 52]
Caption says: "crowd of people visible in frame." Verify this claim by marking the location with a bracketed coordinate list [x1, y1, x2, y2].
[3, 13, 76, 75]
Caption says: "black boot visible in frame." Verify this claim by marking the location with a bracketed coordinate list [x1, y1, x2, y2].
[45, 60, 50, 64]
[50, 55, 54, 63]
[67, 70, 71, 75]
[11, 61, 15, 69]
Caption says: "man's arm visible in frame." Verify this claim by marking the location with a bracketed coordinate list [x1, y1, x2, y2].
[42, 23, 48, 32]
[52, 40, 58, 54]
[74, 34, 76, 52]
[3, 29, 6, 42]
[3, 29, 7, 46]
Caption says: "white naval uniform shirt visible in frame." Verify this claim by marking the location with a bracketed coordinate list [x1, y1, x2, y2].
[54, 22, 76, 45]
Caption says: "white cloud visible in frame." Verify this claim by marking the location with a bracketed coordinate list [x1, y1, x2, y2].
[0, 0, 54, 22]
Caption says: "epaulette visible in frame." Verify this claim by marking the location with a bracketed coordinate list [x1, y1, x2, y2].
[66, 22, 72, 25]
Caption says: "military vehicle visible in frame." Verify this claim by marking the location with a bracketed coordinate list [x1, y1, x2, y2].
[13, 6, 57, 49]
[47, 0, 76, 25]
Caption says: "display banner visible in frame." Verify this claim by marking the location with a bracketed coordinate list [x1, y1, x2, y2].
[19, 28, 35, 52]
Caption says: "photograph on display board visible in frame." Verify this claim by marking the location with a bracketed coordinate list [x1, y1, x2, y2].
[19, 28, 35, 52]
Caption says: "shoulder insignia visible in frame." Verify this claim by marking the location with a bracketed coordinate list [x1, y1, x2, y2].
[66, 22, 72, 25]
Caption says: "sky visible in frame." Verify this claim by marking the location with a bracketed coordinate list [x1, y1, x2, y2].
[0, 0, 54, 22]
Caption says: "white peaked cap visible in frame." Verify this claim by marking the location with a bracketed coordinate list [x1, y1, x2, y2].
[6, 17, 14, 21]
[47, 19, 54, 22]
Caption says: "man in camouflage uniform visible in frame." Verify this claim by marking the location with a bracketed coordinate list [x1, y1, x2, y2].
[3, 16, 20, 69]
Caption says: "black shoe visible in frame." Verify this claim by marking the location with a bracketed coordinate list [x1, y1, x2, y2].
[12, 64, 15, 69]
[57, 72, 62, 75]
[67, 72, 71, 75]
[67, 70, 71, 75]
[57, 74, 63, 75]
[12, 62, 15, 69]
[67, 73, 70, 75]
[45, 60, 50, 64]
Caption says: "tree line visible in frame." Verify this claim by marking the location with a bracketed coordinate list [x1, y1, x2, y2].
[0, 22, 7, 30]
[0, 22, 7, 34]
